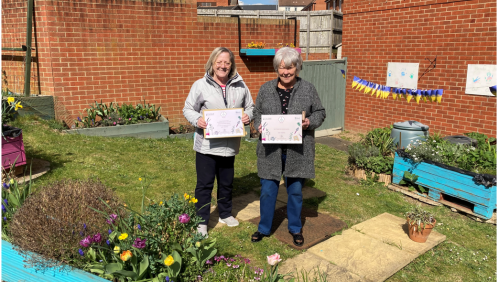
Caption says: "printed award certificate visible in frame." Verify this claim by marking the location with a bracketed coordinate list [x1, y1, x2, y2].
[203, 108, 246, 138]
[261, 115, 302, 144]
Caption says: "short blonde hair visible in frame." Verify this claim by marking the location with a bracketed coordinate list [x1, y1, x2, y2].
[205, 47, 237, 78]
[273, 47, 302, 76]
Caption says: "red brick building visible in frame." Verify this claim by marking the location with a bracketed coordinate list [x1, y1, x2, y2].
[2, 0, 297, 126]
[342, 0, 496, 136]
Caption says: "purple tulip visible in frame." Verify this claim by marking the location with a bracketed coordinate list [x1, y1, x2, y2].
[93, 233, 102, 243]
[79, 249, 84, 256]
[79, 236, 92, 247]
[106, 214, 118, 225]
[178, 213, 190, 224]
[132, 237, 147, 249]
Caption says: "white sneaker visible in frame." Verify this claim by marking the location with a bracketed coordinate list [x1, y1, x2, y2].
[197, 224, 208, 238]
[219, 216, 239, 227]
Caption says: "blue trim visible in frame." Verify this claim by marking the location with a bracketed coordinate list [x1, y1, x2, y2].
[240, 48, 276, 56]
[2, 240, 109, 282]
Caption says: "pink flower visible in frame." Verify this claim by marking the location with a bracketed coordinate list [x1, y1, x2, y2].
[267, 253, 282, 266]
[79, 236, 92, 247]
[178, 213, 190, 224]
[93, 233, 102, 243]
[129, 118, 131, 121]
[106, 214, 118, 224]
[113, 122, 116, 125]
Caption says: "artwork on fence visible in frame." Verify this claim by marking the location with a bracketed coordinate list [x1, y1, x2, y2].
[465, 64, 497, 96]
[386, 62, 419, 89]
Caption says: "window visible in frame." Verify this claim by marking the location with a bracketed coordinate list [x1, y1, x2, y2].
[294, 7, 297, 11]
[285, 7, 290, 11]
[198, 2, 214, 6]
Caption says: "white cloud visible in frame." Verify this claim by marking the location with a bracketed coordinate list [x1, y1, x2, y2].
[238, 0, 245, 4]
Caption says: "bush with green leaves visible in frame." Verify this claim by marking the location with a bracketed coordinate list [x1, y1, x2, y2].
[80, 191, 217, 282]
[347, 142, 394, 174]
[361, 126, 394, 156]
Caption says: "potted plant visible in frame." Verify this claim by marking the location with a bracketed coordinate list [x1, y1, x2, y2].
[405, 204, 436, 243]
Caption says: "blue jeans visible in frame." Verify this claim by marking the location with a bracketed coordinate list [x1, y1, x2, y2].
[258, 154, 304, 235]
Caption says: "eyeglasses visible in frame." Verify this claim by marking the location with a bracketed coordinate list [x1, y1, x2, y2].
[215, 61, 232, 67]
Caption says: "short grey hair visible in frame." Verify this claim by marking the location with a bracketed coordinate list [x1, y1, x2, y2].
[273, 47, 302, 75]
[205, 47, 237, 78]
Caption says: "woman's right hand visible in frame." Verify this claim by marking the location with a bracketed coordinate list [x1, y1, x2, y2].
[258, 124, 262, 133]
[197, 117, 207, 129]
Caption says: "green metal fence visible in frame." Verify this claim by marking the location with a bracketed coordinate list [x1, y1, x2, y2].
[299, 58, 347, 132]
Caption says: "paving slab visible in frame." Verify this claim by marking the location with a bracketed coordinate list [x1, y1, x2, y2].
[350, 213, 446, 256]
[14, 158, 50, 184]
[308, 213, 446, 282]
[278, 252, 365, 282]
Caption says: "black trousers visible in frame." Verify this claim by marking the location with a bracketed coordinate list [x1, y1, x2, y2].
[195, 152, 235, 224]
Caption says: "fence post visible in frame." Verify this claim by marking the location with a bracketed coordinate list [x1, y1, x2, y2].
[306, 11, 310, 60]
[24, 0, 34, 97]
[329, 10, 333, 59]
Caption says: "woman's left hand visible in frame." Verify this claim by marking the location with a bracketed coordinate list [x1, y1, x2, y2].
[242, 113, 250, 125]
[302, 118, 310, 130]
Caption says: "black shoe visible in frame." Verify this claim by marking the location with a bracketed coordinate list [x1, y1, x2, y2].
[289, 231, 304, 246]
[251, 231, 269, 243]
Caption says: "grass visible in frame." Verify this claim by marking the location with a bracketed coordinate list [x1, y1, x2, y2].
[10, 116, 497, 281]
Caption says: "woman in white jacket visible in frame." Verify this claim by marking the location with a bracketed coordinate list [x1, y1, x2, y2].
[183, 47, 254, 237]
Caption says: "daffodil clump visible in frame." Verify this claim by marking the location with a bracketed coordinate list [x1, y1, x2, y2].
[2, 96, 22, 124]
[247, 41, 266, 49]
[77, 178, 216, 282]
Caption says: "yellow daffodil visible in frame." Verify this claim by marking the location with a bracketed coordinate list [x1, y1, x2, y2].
[139, 178, 142, 181]
[14, 102, 22, 111]
[114, 246, 121, 254]
[189, 197, 198, 204]
[9, 179, 14, 185]
[7, 97, 15, 104]
[159, 201, 163, 205]
[184, 193, 190, 200]
[120, 250, 132, 261]
[118, 233, 128, 240]
[164, 255, 174, 266]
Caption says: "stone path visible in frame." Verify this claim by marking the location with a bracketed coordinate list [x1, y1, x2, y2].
[209, 186, 446, 282]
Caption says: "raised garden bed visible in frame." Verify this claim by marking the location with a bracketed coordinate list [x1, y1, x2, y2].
[240, 48, 302, 56]
[64, 116, 169, 139]
[392, 153, 497, 220]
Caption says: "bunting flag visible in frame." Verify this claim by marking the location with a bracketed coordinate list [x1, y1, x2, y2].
[350, 77, 443, 104]
[430, 90, 437, 102]
[352, 76, 361, 88]
[490, 85, 497, 96]
[341, 69, 346, 79]
[393, 88, 399, 100]
[436, 89, 443, 103]
[415, 89, 422, 104]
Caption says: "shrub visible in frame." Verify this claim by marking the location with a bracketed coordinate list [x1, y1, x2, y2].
[361, 126, 394, 156]
[10, 179, 124, 270]
[347, 143, 394, 174]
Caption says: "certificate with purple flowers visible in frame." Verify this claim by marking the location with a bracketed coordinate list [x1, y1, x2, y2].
[261, 115, 302, 144]
[203, 108, 246, 138]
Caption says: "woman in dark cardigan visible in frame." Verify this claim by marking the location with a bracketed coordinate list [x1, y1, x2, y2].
[251, 47, 326, 246]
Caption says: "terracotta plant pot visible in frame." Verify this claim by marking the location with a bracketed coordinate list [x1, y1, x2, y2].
[407, 219, 436, 243]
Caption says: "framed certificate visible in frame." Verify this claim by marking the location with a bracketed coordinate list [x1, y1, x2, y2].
[203, 108, 246, 138]
[261, 114, 302, 144]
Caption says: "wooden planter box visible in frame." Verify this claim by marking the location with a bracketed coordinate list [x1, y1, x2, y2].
[2, 132, 27, 170]
[392, 153, 497, 219]
[64, 116, 169, 139]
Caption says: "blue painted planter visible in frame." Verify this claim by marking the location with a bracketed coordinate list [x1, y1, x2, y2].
[392, 153, 497, 219]
[240, 48, 302, 56]
[2, 240, 108, 282]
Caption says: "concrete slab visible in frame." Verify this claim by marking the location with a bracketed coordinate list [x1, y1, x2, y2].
[15, 158, 50, 184]
[309, 229, 416, 282]
[350, 213, 446, 256]
[278, 252, 365, 282]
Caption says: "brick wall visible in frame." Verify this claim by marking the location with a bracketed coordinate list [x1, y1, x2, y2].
[342, 0, 496, 136]
[2, 0, 297, 126]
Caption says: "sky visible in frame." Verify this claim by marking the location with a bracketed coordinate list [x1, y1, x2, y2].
[239, 0, 277, 5]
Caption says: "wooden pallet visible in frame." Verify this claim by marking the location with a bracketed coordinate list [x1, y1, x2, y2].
[388, 183, 496, 224]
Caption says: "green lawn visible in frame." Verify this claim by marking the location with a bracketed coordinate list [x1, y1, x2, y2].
[11, 117, 497, 281]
